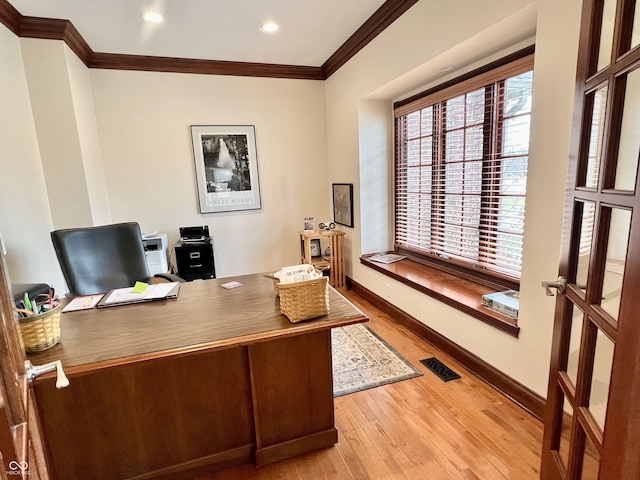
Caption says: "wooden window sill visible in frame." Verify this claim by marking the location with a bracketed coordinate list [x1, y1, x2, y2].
[359, 254, 520, 337]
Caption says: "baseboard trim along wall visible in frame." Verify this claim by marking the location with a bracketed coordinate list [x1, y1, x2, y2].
[346, 277, 546, 421]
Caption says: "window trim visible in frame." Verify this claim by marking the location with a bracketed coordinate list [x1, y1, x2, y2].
[393, 46, 535, 291]
[394, 45, 535, 113]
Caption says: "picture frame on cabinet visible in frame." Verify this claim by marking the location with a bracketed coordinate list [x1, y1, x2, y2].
[310, 239, 321, 257]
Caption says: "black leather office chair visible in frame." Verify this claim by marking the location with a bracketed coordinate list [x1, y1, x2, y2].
[51, 222, 183, 297]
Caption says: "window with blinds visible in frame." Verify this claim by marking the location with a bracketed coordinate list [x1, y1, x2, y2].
[394, 53, 534, 280]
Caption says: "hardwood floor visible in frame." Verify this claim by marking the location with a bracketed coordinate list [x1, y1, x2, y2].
[195, 290, 544, 480]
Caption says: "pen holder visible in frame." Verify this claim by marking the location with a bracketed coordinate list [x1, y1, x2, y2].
[17, 302, 63, 353]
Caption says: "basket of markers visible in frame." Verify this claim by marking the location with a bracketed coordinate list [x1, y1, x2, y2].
[15, 294, 62, 353]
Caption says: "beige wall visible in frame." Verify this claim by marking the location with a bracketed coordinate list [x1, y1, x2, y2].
[89, 70, 328, 277]
[324, 0, 583, 396]
[64, 46, 112, 226]
[0, 26, 64, 288]
[516, 0, 584, 391]
[20, 39, 111, 230]
[20, 39, 94, 230]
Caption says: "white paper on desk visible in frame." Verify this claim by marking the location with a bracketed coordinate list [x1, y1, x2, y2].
[62, 294, 104, 312]
[103, 282, 179, 305]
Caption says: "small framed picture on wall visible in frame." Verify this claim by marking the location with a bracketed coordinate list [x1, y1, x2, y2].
[332, 183, 354, 228]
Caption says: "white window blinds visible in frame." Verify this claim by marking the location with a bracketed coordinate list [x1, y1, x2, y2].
[395, 55, 534, 279]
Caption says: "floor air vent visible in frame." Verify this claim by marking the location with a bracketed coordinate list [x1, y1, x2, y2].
[420, 357, 461, 382]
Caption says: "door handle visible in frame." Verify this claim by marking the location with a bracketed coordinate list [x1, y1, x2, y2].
[542, 276, 567, 296]
[25, 360, 69, 389]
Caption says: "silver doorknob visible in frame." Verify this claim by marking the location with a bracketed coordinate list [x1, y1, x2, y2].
[542, 276, 567, 296]
[25, 360, 69, 389]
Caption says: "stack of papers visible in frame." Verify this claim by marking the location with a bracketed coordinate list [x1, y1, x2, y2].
[98, 282, 180, 308]
[62, 295, 104, 313]
[369, 254, 406, 264]
[274, 264, 322, 284]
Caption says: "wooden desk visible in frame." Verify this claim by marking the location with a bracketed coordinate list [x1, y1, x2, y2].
[29, 274, 367, 480]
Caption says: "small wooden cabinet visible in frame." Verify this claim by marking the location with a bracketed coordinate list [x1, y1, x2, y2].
[299, 229, 345, 291]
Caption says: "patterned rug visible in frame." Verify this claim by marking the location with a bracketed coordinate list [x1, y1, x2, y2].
[332, 323, 422, 397]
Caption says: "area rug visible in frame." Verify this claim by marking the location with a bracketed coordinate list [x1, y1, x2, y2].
[332, 323, 422, 397]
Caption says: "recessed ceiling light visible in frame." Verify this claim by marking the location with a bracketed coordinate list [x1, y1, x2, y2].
[261, 22, 279, 33]
[142, 11, 164, 23]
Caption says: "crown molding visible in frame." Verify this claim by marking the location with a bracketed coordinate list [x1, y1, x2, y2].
[0, 0, 20, 35]
[19, 16, 92, 64]
[89, 53, 324, 80]
[322, 0, 419, 78]
[0, 0, 416, 80]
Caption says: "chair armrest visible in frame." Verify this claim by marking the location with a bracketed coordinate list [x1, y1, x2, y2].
[153, 273, 186, 283]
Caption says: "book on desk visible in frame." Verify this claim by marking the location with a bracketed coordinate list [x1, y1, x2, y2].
[96, 282, 180, 308]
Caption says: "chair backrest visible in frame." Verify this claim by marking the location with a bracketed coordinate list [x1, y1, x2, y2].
[51, 222, 151, 296]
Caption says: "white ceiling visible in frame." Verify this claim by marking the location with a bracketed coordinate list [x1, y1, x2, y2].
[8, 0, 388, 67]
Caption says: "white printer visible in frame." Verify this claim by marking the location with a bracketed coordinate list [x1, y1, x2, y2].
[142, 233, 169, 275]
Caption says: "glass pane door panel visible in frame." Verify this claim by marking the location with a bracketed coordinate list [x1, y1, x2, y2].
[589, 328, 615, 430]
[558, 395, 574, 470]
[615, 67, 640, 191]
[567, 306, 585, 386]
[583, 85, 608, 188]
[581, 431, 601, 479]
[596, 0, 617, 71]
[601, 208, 631, 319]
[632, 5, 640, 51]
[576, 201, 596, 291]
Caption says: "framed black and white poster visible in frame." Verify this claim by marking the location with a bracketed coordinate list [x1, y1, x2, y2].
[190, 125, 262, 213]
[332, 183, 354, 228]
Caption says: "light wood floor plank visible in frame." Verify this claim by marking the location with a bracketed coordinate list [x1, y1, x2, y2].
[357, 388, 466, 478]
[375, 384, 507, 479]
[293, 453, 325, 480]
[407, 366, 539, 479]
[349, 293, 542, 478]
[349, 395, 415, 473]
[324, 438, 356, 480]
[194, 290, 544, 480]
[336, 396, 397, 479]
